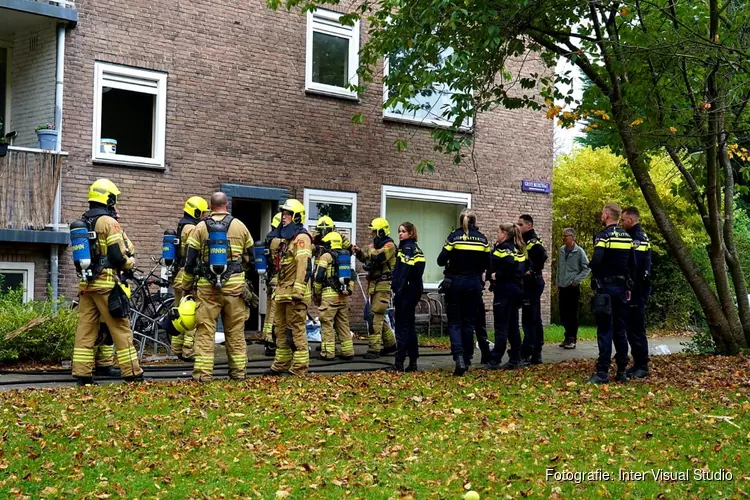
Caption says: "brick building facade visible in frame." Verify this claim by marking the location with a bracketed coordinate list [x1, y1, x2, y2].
[0, 0, 552, 331]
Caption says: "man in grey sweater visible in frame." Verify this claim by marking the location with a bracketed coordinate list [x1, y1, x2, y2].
[557, 228, 591, 348]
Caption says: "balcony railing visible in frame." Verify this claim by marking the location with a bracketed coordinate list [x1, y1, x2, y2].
[0, 147, 64, 230]
[31, 0, 75, 8]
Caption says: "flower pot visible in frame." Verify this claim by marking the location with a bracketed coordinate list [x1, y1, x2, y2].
[36, 129, 58, 151]
[0, 143, 7, 157]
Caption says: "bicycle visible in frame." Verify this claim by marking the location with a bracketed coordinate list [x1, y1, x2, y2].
[127, 258, 175, 359]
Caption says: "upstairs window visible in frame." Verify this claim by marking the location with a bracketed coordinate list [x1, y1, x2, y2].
[92, 62, 167, 169]
[305, 9, 359, 100]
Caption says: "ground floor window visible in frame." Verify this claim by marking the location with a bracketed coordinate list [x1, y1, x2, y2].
[382, 185, 471, 287]
[304, 189, 357, 244]
[0, 262, 35, 302]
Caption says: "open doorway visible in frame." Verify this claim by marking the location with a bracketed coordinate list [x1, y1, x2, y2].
[231, 198, 276, 332]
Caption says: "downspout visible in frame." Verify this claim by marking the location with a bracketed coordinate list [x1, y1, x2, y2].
[51, 23, 65, 312]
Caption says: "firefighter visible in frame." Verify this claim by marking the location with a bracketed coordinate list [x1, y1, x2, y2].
[184, 192, 254, 382]
[265, 199, 314, 376]
[517, 214, 548, 365]
[486, 223, 529, 370]
[261, 213, 282, 357]
[170, 196, 210, 361]
[391, 222, 425, 372]
[314, 216, 352, 250]
[621, 206, 651, 379]
[313, 231, 355, 360]
[71, 179, 143, 386]
[352, 218, 398, 359]
[587, 203, 635, 384]
[437, 209, 491, 376]
[93, 227, 135, 377]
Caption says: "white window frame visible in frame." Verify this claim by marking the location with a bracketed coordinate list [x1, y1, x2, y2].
[305, 9, 360, 100]
[382, 49, 473, 131]
[304, 188, 357, 245]
[0, 262, 35, 303]
[92, 62, 168, 169]
[381, 185, 471, 289]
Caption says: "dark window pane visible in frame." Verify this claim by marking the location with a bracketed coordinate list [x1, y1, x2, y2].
[101, 88, 155, 158]
[310, 202, 352, 222]
[0, 272, 24, 294]
[312, 32, 349, 88]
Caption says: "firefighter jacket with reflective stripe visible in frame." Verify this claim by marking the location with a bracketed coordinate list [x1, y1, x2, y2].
[174, 221, 198, 293]
[392, 238, 425, 298]
[79, 213, 135, 292]
[355, 237, 396, 293]
[184, 212, 254, 295]
[589, 224, 635, 285]
[437, 227, 490, 277]
[274, 230, 313, 306]
[313, 251, 351, 304]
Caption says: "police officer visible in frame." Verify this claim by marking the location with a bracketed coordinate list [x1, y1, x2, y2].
[486, 223, 529, 370]
[314, 231, 355, 360]
[184, 192, 254, 382]
[265, 199, 314, 376]
[170, 196, 209, 361]
[353, 218, 398, 359]
[71, 179, 143, 385]
[517, 214, 548, 365]
[261, 213, 282, 357]
[391, 222, 425, 372]
[588, 203, 634, 384]
[437, 209, 491, 376]
[621, 206, 651, 379]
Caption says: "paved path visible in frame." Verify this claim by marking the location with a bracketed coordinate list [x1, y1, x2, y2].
[0, 337, 687, 391]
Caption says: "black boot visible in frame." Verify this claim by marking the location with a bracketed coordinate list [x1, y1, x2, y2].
[628, 367, 650, 379]
[479, 350, 491, 365]
[94, 366, 121, 377]
[363, 352, 380, 360]
[500, 360, 521, 370]
[485, 359, 501, 370]
[394, 360, 405, 372]
[587, 372, 610, 384]
[123, 374, 144, 384]
[615, 370, 628, 384]
[263, 368, 291, 377]
[179, 355, 195, 363]
[75, 377, 97, 387]
[337, 354, 354, 361]
[405, 360, 418, 372]
[530, 353, 542, 365]
[453, 357, 467, 376]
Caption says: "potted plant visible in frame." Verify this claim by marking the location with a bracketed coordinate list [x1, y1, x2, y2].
[0, 137, 7, 158]
[35, 124, 58, 151]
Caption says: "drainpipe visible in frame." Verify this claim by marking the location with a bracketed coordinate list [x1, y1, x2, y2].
[50, 23, 66, 312]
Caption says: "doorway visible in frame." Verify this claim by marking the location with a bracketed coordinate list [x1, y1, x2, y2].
[231, 198, 276, 332]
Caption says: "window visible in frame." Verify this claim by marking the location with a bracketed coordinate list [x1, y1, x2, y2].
[304, 189, 357, 244]
[0, 262, 35, 303]
[305, 9, 360, 99]
[382, 185, 471, 287]
[92, 62, 167, 168]
[383, 47, 472, 130]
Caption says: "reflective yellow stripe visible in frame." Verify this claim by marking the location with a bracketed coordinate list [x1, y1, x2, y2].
[292, 351, 310, 363]
[453, 243, 490, 252]
[275, 348, 293, 362]
[443, 242, 454, 251]
[106, 234, 123, 245]
[609, 242, 632, 249]
[117, 347, 138, 363]
[492, 249, 512, 258]
[228, 355, 247, 369]
[187, 236, 200, 249]
[297, 249, 312, 257]
[73, 348, 95, 359]
[595, 239, 609, 248]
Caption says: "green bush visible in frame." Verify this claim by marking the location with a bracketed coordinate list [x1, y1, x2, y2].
[680, 327, 716, 355]
[0, 288, 77, 365]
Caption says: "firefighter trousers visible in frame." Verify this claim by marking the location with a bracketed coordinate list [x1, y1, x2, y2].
[72, 290, 142, 378]
[192, 288, 249, 382]
[318, 298, 353, 358]
[368, 290, 396, 353]
[171, 288, 195, 358]
[271, 301, 309, 376]
[263, 291, 277, 345]
[94, 323, 115, 367]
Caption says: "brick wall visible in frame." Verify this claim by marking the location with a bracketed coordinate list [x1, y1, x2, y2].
[57, 0, 553, 330]
[9, 20, 57, 148]
[0, 243, 52, 300]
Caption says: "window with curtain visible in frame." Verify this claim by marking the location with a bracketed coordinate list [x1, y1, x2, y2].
[385, 196, 467, 285]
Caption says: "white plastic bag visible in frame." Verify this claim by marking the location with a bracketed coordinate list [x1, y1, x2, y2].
[650, 344, 671, 356]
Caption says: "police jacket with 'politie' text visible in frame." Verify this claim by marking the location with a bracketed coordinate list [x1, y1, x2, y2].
[437, 227, 490, 277]
[522, 229, 547, 276]
[627, 223, 652, 292]
[392, 238, 426, 298]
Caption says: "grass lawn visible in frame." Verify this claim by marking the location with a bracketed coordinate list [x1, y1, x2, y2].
[1, 355, 748, 499]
